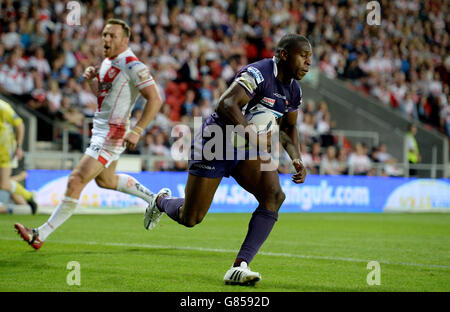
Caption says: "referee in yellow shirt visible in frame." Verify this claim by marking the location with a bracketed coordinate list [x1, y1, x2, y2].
[0, 98, 38, 214]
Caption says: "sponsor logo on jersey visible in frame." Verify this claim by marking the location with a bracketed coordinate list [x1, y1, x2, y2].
[274, 93, 286, 100]
[247, 66, 264, 84]
[137, 68, 151, 82]
[261, 97, 275, 107]
[108, 68, 117, 78]
[98, 82, 112, 91]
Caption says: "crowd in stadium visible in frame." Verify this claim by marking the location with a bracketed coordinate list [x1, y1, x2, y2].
[0, 0, 448, 176]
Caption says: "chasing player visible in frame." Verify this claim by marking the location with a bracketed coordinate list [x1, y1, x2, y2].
[0, 98, 38, 214]
[144, 34, 311, 285]
[15, 19, 163, 249]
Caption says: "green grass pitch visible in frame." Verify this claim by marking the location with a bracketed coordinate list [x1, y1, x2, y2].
[0, 213, 449, 292]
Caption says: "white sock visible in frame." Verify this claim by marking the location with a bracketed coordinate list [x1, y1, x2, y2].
[38, 196, 78, 241]
[116, 174, 154, 204]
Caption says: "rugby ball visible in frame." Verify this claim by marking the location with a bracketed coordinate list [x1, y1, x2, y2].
[233, 110, 277, 150]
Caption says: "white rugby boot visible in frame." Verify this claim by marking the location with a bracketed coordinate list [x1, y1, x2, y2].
[223, 261, 261, 285]
[144, 188, 171, 230]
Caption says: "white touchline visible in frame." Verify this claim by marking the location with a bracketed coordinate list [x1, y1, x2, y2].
[3, 237, 449, 270]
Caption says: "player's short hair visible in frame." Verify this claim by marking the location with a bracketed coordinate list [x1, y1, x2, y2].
[105, 18, 131, 38]
[275, 34, 310, 57]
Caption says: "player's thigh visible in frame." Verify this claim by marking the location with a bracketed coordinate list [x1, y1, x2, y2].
[0, 167, 12, 190]
[181, 173, 222, 222]
[231, 159, 285, 209]
[69, 154, 105, 187]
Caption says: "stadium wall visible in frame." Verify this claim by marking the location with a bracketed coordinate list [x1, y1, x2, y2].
[26, 170, 450, 214]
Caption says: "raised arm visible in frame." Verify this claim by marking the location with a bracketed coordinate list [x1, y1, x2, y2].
[83, 66, 99, 95]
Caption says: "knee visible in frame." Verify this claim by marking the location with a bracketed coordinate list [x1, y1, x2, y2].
[180, 212, 204, 228]
[275, 190, 286, 206]
[67, 172, 88, 194]
[271, 190, 286, 212]
[259, 189, 285, 212]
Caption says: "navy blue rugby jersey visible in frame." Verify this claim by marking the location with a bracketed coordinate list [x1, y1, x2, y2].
[212, 57, 303, 124]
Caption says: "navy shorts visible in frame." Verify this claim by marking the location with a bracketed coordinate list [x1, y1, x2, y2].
[188, 115, 242, 178]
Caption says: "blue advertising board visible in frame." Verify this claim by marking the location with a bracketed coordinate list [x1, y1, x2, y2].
[26, 170, 450, 214]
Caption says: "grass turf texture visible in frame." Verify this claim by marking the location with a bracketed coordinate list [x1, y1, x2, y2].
[0, 213, 449, 292]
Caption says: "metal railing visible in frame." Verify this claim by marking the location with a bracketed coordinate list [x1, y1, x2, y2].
[331, 129, 379, 148]
[29, 114, 449, 178]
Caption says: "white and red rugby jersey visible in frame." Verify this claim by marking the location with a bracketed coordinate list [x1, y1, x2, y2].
[93, 48, 154, 152]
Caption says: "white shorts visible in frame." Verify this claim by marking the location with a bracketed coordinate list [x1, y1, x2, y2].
[85, 135, 126, 168]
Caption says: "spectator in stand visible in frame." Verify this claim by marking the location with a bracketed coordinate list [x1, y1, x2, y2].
[300, 142, 314, 174]
[336, 147, 349, 175]
[347, 142, 372, 175]
[440, 99, 450, 137]
[401, 90, 419, 121]
[56, 96, 84, 151]
[46, 79, 62, 115]
[310, 141, 322, 174]
[372, 143, 402, 177]
[181, 89, 197, 117]
[0, 51, 33, 96]
[198, 98, 213, 120]
[149, 132, 172, 171]
[28, 47, 51, 79]
[77, 80, 97, 118]
[321, 145, 341, 175]
[405, 123, 421, 177]
[298, 113, 317, 145]
[316, 110, 334, 147]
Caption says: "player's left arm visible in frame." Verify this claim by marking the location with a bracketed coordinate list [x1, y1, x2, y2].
[279, 110, 306, 184]
[123, 84, 162, 150]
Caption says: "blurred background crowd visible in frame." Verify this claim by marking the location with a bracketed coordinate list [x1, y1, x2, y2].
[0, 0, 448, 176]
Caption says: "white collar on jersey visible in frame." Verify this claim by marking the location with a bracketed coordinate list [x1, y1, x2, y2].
[272, 56, 294, 85]
[108, 48, 132, 61]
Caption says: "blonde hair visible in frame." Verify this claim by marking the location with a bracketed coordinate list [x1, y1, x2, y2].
[105, 18, 131, 38]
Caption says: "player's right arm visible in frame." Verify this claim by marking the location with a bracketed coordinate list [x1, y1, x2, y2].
[123, 62, 163, 150]
[83, 66, 99, 95]
[216, 82, 270, 149]
[215, 82, 250, 127]
[216, 66, 270, 149]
